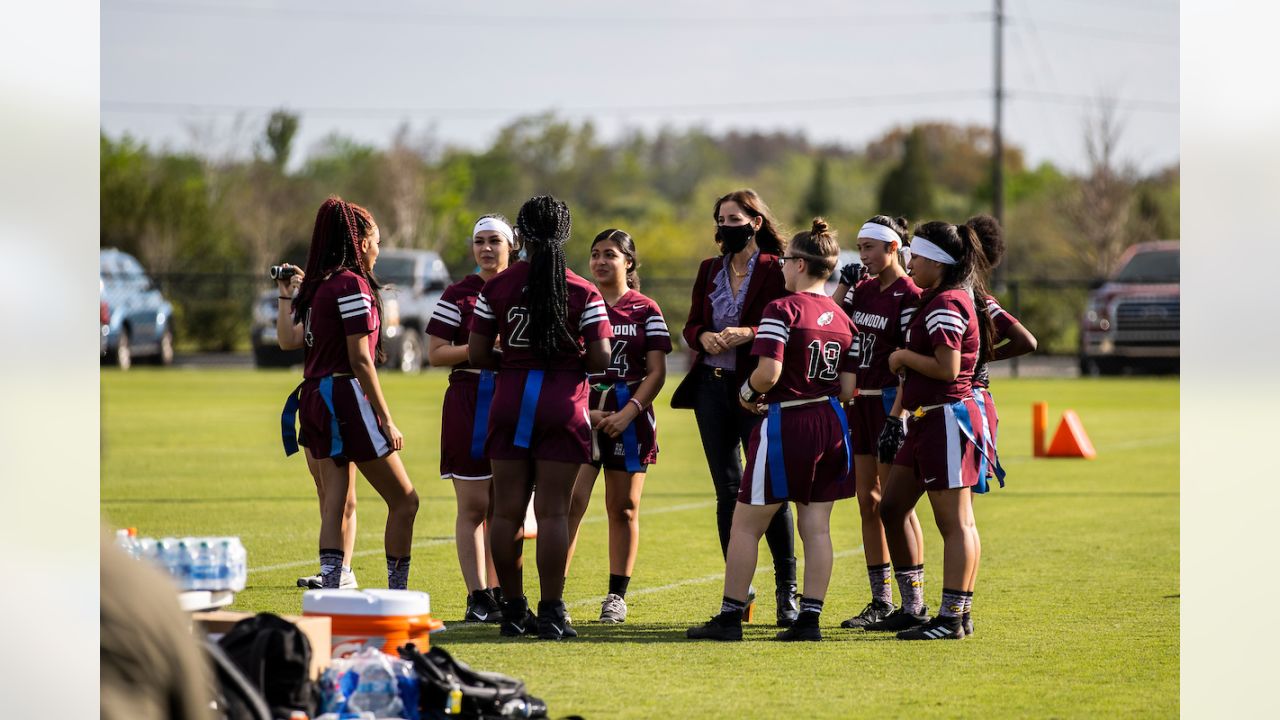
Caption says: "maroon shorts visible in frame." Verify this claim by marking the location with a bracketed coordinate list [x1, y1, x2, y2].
[298, 375, 393, 466]
[847, 390, 895, 456]
[893, 397, 984, 490]
[739, 400, 854, 506]
[485, 368, 592, 464]
[439, 371, 494, 481]
[588, 382, 659, 472]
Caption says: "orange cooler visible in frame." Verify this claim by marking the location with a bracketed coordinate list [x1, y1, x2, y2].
[302, 589, 445, 658]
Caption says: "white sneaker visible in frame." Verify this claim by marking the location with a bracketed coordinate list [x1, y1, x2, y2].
[297, 569, 359, 590]
[599, 593, 628, 623]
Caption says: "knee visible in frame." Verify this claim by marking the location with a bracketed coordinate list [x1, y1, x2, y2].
[879, 497, 907, 526]
[395, 490, 420, 519]
[608, 499, 638, 525]
[457, 504, 486, 527]
[856, 491, 881, 521]
[342, 494, 358, 520]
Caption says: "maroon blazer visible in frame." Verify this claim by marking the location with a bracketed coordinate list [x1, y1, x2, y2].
[681, 253, 788, 386]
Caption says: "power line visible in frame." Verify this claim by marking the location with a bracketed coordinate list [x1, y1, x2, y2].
[1007, 89, 1178, 113]
[1006, 16, 1177, 46]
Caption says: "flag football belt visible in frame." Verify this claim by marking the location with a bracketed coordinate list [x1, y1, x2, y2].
[907, 398, 1006, 494]
[587, 380, 645, 472]
[854, 386, 899, 415]
[971, 388, 1006, 494]
[444, 368, 496, 460]
[764, 395, 851, 501]
[280, 375, 350, 459]
[452, 368, 483, 375]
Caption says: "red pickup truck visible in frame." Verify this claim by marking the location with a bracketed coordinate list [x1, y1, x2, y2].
[1079, 241, 1179, 375]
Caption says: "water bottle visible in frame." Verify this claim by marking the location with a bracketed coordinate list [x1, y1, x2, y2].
[192, 541, 218, 591]
[225, 538, 247, 591]
[114, 529, 133, 557]
[175, 539, 195, 590]
[346, 663, 403, 718]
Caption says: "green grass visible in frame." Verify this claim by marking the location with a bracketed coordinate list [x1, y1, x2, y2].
[102, 369, 1178, 718]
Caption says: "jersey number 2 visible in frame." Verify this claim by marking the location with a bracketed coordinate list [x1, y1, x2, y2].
[806, 340, 841, 381]
[507, 307, 531, 347]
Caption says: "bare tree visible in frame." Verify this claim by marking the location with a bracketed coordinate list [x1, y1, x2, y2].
[1062, 97, 1138, 277]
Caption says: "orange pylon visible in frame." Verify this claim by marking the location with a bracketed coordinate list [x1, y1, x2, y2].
[1032, 402, 1049, 457]
[1046, 410, 1097, 459]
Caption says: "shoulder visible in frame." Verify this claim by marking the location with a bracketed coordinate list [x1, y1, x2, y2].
[755, 253, 782, 273]
[566, 269, 601, 299]
[899, 276, 924, 298]
[442, 274, 481, 301]
[762, 291, 800, 318]
[329, 269, 370, 296]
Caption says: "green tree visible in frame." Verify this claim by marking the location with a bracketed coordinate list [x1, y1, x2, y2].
[877, 128, 934, 219]
[264, 110, 300, 170]
[800, 156, 832, 222]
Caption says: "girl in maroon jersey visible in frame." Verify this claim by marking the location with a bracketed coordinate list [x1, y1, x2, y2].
[687, 219, 858, 642]
[425, 213, 517, 623]
[467, 196, 613, 640]
[278, 197, 419, 590]
[565, 229, 672, 624]
[874, 220, 995, 640]
[827, 216, 929, 630]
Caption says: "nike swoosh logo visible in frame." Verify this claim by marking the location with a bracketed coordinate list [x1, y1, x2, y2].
[473, 610, 489, 620]
[893, 292, 904, 296]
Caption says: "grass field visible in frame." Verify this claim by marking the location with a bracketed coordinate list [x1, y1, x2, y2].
[102, 369, 1178, 719]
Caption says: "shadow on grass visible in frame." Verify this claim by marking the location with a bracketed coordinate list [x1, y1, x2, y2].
[430, 621, 902, 645]
[102, 496, 316, 505]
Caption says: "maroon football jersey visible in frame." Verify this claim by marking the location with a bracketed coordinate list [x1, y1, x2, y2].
[587, 289, 673, 384]
[841, 274, 922, 390]
[899, 288, 979, 410]
[302, 270, 379, 379]
[425, 273, 486, 369]
[467, 261, 614, 371]
[751, 292, 858, 403]
[973, 294, 1022, 389]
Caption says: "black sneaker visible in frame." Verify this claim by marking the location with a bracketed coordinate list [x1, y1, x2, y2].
[862, 605, 930, 632]
[776, 584, 800, 628]
[499, 597, 538, 637]
[962, 612, 974, 636]
[536, 600, 578, 640]
[465, 590, 501, 623]
[840, 600, 896, 629]
[897, 614, 965, 640]
[774, 613, 821, 641]
[686, 612, 743, 641]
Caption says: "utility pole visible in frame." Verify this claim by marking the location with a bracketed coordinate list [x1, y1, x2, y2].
[993, 0, 1005, 277]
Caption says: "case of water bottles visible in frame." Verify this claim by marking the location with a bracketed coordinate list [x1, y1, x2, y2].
[115, 528, 248, 592]
[316, 647, 419, 720]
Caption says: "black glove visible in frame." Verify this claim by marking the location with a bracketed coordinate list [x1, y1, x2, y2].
[877, 416, 907, 465]
[838, 262, 867, 287]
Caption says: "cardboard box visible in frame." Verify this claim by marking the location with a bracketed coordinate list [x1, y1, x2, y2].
[193, 610, 332, 679]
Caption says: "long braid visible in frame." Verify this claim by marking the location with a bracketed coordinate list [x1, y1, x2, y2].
[516, 195, 576, 360]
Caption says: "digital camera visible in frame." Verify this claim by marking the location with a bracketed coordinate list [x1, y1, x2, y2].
[269, 265, 296, 280]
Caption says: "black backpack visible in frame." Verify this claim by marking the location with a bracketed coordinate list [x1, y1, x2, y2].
[398, 643, 552, 719]
[206, 639, 272, 720]
[217, 613, 319, 719]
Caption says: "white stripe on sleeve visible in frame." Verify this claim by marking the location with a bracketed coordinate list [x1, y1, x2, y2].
[473, 294, 495, 320]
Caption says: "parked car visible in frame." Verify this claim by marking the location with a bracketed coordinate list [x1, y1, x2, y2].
[1079, 241, 1179, 375]
[251, 249, 450, 372]
[100, 248, 175, 369]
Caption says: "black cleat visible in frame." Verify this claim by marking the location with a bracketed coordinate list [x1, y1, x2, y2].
[774, 614, 821, 641]
[776, 585, 800, 628]
[840, 600, 896, 629]
[465, 589, 502, 623]
[499, 597, 538, 637]
[686, 612, 743, 641]
[536, 600, 578, 640]
[897, 613, 965, 640]
[862, 605, 930, 632]
[962, 612, 974, 636]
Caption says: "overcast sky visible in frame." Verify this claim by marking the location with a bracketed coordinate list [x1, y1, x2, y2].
[101, 0, 1178, 174]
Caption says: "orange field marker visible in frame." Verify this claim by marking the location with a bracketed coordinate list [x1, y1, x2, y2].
[1046, 410, 1097, 459]
[1032, 402, 1049, 457]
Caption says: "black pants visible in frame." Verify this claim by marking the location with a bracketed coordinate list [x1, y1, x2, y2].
[692, 365, 797, 590]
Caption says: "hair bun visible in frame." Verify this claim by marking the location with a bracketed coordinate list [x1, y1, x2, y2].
[810, 217, 830, 235]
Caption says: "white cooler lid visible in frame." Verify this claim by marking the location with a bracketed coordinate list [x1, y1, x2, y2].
[302, 588, 432, 616]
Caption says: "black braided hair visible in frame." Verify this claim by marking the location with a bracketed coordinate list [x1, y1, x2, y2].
[516, 195, 577, 360]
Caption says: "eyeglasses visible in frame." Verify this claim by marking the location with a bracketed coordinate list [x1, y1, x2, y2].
[779, 255, 812, 266]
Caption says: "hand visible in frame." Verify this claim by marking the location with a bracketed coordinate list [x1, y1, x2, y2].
[888, 349, 908, 374]
[588, 409, 609, 427]
[276, 264, 304, 297]
[877, 416, 906, 464]
[383, 420, 404, 452]
[700, 332, 728, 355]
[838, 262, 867, 287]
[596, 406, 637, 438]
[718, 326, 755, 348]
[739, 396, 766, 415]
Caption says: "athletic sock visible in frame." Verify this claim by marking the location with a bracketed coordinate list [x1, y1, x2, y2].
[867, 563, 893, 605]
[798, 597, 824, 624]
[895, 564, 925, 615]
[386, 555, 411, 590]
[961, 590, 974, 615]
[608, 574, 631, 599]
[719, 596, 747, 623]
[319, 548, 344, 589]
[940, 588, 966, 618]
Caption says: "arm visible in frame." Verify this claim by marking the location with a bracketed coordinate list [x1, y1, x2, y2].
[426, 334, 470, 368]
[889, 345, 962, 382]
[584, 338, 612, 375]
[596, 350, 668, 438]
[738, 356, 783, 414]
[888, 377, 906, 417]
[838, 371, 857, 404]
[993, 322, 1038, 361]
[346, 332, 403, 450]
[274, 267, 305, 350]
[467, 331, 500, 370]
[682, 259, 711, 350]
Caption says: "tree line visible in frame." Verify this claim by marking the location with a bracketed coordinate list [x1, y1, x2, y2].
[101, 110, 1178, 353]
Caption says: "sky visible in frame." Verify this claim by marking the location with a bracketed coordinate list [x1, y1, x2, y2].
[100, 0, 1179, 175]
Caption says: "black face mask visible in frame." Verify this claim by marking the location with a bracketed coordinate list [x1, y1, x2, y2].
[716, 223, 755, 254]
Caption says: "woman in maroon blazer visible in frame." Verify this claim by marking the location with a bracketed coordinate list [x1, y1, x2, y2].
[676, 188, 798, 626]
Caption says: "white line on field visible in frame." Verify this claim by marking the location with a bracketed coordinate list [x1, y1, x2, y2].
[565, 544, 866, 610]
[1102, 434, 1177, 451]
[248, 499, 716, 574]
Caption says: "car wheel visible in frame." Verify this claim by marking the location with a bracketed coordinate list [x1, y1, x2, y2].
[398, 329, 423, 373]
[116, 329, 132, 371]
[153, 327, 174, 366]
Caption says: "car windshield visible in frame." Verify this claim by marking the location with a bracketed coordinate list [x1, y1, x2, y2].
[377, 257, 417, 287]
[1114, 249, 1179, 283]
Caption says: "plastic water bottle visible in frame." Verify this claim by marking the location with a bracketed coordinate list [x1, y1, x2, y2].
[221, 538, 247, 591]
[174, 539, 194, 590]
[347, 663, 403, 718]
[191, 541, 219, 591]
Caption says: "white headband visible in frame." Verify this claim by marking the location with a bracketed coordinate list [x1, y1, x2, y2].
[473, 217, 514, 246]
[909, 236, 957, 265]
[858, 223, 901, 245]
